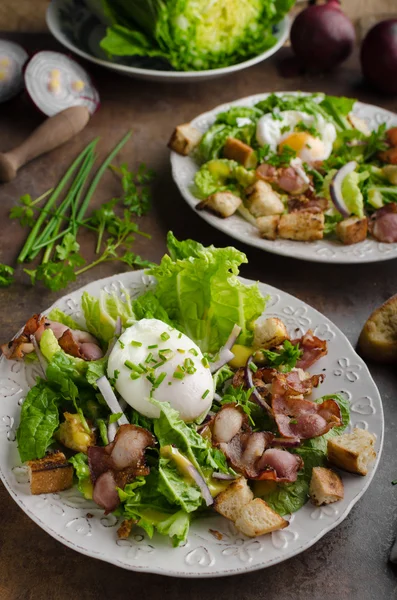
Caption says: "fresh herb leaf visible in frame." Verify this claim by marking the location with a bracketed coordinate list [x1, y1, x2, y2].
[110, 162, 155, 216]
[0, 263, 14, 287]
[261, 340, 302, 372]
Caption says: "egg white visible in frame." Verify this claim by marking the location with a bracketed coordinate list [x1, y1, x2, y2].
[256, 110, 337, 162]
[107, 318, 214, 422]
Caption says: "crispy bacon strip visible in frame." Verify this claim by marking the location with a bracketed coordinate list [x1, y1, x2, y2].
[88, 425, 155, 513]
[255, 449, 303, 483]
[271, 374, 341, 440]
[1, 314, 44, 360]
[292, 330, 328, 370]
[370, 204, 397, 243]
[58, 329, 85, 359]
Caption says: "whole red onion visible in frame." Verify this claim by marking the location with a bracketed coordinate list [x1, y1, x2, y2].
[360, 20, 397, 95]
[290, 0, 356, 71]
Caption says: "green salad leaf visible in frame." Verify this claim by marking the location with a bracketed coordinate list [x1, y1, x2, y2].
[341, 171, 365, 218]
[158, 458, 203, 513]
[16, 380, 60, 462]
[261, 340, 302, 372]
[69, 453, 93, 499]
[81, 288, 134, 345]
[100, 0, 294, 72]
[138, 232, 265, 353]
[47, 308, 82, 330]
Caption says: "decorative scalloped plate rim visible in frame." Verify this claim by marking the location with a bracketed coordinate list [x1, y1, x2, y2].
[0, 271, 383, 577]
[46, 0, 290, 83]
[171, 92, 397, 264]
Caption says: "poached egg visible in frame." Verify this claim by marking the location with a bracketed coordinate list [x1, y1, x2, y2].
[256, 110, 337, 163]
[107, 318, 214, 422]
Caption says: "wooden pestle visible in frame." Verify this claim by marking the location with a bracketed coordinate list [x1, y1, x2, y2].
[0, 105, 90, 182]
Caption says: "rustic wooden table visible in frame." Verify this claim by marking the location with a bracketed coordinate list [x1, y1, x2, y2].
[0, 33, 397, 600]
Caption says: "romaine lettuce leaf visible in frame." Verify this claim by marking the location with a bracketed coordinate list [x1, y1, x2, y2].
[47, 308, 82, 330]
[141, 232, 265, 353]
[16, 380, 60, 462]
[158, 458, 203, 512]
[341, 171, 365, 217]
[69, 452, 93, 499]
[81, 289, 134, 345]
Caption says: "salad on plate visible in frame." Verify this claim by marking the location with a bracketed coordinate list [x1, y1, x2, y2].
[169, 93, 397, 245]
[2, 233, 376, 547]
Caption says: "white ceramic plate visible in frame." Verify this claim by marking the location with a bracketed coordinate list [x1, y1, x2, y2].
[171, 92, 397, 263]
[46, 0, 290, 83]
[0, 271, 383, 577]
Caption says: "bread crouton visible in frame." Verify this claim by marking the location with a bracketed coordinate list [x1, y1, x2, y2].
[278, 211, 324, 241]
[256, 215, 280, 240]
[214, 477, 253, 522]
[336, 217, 368, 245]
[223, 137, 257, 169]
[168, 123, 202, 156]
[27, 451, 73, 495]
[327, 428, 376, 476]
[246, 180, 284, 217]
[235, 498, 288, 537]
[117, 518, 136, 539]
[309, 467, 344, 506]
[197, 191, 241, 218]
[358, 293, 397, 363]
[253, 317, 288, 350]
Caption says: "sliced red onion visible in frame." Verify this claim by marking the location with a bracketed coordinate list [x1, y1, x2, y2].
[30, 335, 48, 378]
[330, 161, 357, 218]
[24, 51, 100, 117]
[0, 41, 28, 103]
[107, 421, 118, 443]
[96, 376, 129, 426]
[114, 316, 122, 337]
[245, 355, 272, 414]
[212, 472, 239, 481]
[186, 463, 214, 506]
[271, 437, 301, 448]
[210, 324, 242, 374]
[104, 318, 123, 359]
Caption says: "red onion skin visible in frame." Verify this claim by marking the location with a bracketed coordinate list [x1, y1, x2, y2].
[361, 20, 397, 95]
[290, 0, 356, 72]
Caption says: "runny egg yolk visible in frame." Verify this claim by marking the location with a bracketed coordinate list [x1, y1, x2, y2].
[278, 132, 315, 154]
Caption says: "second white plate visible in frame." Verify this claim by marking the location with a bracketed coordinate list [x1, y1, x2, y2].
[171, 92, 397, 264]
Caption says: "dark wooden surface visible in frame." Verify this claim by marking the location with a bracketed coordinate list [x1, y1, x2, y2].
[0, 33, 397, 600]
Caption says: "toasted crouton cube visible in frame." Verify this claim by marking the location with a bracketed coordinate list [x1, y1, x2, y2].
[168, 123, 202, 156]
[117, 519, 136, 539]
[235, 498, 288, 537]
[336, 217, 368, 245]
[57, 412, 95, 453]
[309, 467, 344, 506]
[223, 137, 257, 169]
[214, 477, 253, 522]
[246, 180, 284, 217]
[197, 191, 241, 218]
[27, 451, 73, 495]
[327, 428, 376, 476]
[256, 215, 280, 240]
[253, 317, 288, 350]
[278, 211, 324, 241]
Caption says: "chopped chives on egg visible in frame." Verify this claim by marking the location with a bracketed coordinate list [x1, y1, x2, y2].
[130, 340, 142, 347]
[177, 348, 185, 354]
[124, 360, 143, 373]
[152, 360, 166, 369]
[189, 348, 198, 356]
[202, 389, 210, 399]
[201, 357, 209, 368]
[249, 362, 258, 373]
[118, 340, 125, 349]
[130, 372, 141, 380]
[145, 352, 153, 364]
[160, 332, 170, 341]
[178, 332, 182, 339]
[148, 344, 158, 349]
[173, 367, 185, 380]
[153, 372, 167, 389]
[184, 358, 196, 375]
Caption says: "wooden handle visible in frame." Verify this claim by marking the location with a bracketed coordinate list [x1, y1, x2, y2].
[0, 105, 90, 182]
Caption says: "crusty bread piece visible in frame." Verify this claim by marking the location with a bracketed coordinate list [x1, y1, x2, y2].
[358, 294, 397, 363]
[256, 215, 280, 240]
[223, 137, 257, 169]
[327, 428, 376, 476]
[214, 477, 253, 522]
[167, 123, 202, 156]
[253, 317, 288, 350]
[336, 217, 368, 245]
[27, 451, 73, 495]
[197, 191, 241, 218]
[278, 211, 324, 241]
[309, 467, 344, 506]
[235, 498, 288, 537]
[246, 180, 284, 217]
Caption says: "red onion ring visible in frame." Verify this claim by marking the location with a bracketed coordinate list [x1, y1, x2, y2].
[96, 376, 129, 426]
[185, 463, 214, 506]
[212, 472, 239, 481]
[245, 355, 272, 414]
[30, 334, 48, 378]
[210, 324, 242, 374]
[330, 160, 357, 218]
